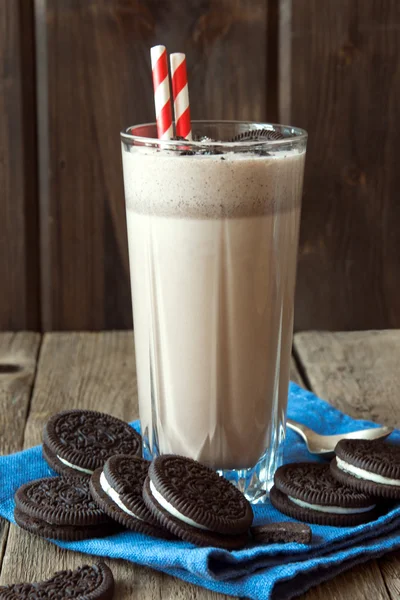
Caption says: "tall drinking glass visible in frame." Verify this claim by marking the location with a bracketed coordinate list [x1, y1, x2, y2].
[121, 121, 307, 502]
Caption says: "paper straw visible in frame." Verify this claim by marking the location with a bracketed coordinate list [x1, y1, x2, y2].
[170, 53, 192, 140]
[150, 45, 173, 140]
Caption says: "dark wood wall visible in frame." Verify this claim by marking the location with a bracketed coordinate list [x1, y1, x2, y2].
[291, 0, 400, 331]
[0, 0, 39, 330]
[1, 0, 399, 332]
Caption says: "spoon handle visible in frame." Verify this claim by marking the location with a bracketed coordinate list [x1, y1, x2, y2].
[286, 419, 315, 444]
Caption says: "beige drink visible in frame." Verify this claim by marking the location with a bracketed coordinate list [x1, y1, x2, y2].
[122, 138, 305, 479]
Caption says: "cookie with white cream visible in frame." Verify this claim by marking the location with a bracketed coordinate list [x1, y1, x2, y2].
[42, 409, 142, 477]
[331, 439, 400, 499]
[142, 454, 253, 549]
[270, 462, 377, 526]
[89, 455, 173, 539]
[14, 476, 118, 541]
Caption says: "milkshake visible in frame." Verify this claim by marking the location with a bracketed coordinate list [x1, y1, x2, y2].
[121, 122, 306, 498]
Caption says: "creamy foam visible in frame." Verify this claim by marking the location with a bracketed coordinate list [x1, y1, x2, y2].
[122, 148, 303, 218]
[123, 147, 305, 470]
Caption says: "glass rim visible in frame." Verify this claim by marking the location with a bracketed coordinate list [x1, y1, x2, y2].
[120, 120, 308, 148]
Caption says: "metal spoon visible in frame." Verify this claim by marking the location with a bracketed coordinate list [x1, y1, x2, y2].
[287, 419, 394, 457]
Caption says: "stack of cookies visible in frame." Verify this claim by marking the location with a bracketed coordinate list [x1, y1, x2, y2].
[14, 409, 254, 550]
[331, 439, 400, 500]
[270, 438, 400, 526]
[15, 410, 143, 543]
[14, 408, 400, 547]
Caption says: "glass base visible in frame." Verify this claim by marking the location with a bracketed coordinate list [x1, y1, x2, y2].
[141, 424, 285, 504]
[217, 459, 269, 504]
[217, 445, 283, 504]
[142, 426, 153, 461]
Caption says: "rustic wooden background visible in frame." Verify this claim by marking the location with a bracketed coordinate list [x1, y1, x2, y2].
[1, 0, 400, 332]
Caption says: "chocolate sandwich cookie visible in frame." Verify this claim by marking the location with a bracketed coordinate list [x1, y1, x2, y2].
[43, 409, 142, 476]
[331, 439, 400, 499]
[14, 476, 117, 541]
[0, 562, 114, 600]
[143, 455, 253, 549]
[270, 462, 377, 526]
[250, 522, 312, 545]
[90, 455, 173, 539]
[230, 129, 285, 142]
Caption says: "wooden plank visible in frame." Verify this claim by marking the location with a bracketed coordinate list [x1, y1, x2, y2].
[290, 355, 305, 387]
[0, 333, 41, 571]
[0, 332, 230, 598]
[186, 0, 270, 121]
[0, 333, 41, 454]
[294, 330, 400, 599]
[287, 0, 400, 331]
[300, 563, 390, 600]
[379, 552, 400, 600]
[35, 0, 271, 330]
[294, 330, 400, 426]
[0, 0, 40, 329]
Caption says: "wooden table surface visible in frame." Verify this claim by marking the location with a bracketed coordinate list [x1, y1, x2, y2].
[0, 330, 399, 599]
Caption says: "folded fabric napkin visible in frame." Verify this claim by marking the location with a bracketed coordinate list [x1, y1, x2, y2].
[1, 382, 400, 600]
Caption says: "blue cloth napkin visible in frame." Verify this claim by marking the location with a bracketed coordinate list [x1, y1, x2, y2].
[1, 382, 400, 600]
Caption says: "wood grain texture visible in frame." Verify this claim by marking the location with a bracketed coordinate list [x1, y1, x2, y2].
[294, 329, 400, 599]
[290, 355, 305, 387]
[35, 0, 270, 331]
[0, 332, 232, 598]
[0, 0, 39, 330]
[379, 551, 400, 600]
[0, 333, 41, 577]
[288, 0, 400, 331]
[294, 330, 400, 426]
[0, 333, 41, 454]
[299, 562, 390, 600]
[1, 331, 395, 598]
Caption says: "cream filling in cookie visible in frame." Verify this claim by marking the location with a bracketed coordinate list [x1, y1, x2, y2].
[149, 480, 209, 530]
[57, 456, 93, 475]
[100, 471, 143, 520]
[288, 496, 375, 514]
[336, 457, 400, 486]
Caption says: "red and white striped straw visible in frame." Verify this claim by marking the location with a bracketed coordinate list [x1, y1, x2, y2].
[170, 53, 192, 140]
[150, 45, 173, 140]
